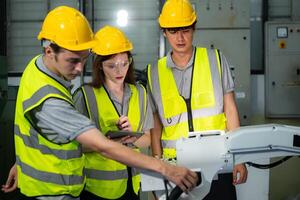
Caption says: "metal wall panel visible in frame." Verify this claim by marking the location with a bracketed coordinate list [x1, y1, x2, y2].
[265, 21, 300, 117]
[7, 0, 79, 73]
[250, 20, 263, 71]
[49, 0, 78, 10]
[88, 0, 160, 71]
[93, 20, 159, 70]
[192, 0, 250, 28]
[8, 0, 46, 21]
[7, 0, 159, 81]
[292, 0, 300, 21]
[7, 22, 41, 72]
[268, 0, 292, 19]
[251, 0, 263, 16]
[250, 0, 263, 72]
[93, 0, 158, 20]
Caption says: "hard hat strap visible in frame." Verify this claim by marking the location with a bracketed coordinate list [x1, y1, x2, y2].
[41, 40, 52, 48]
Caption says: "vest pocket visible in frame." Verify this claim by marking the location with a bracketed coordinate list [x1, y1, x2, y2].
[192, 91, 215, 108]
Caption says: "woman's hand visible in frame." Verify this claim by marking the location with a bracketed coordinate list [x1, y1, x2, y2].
[116, 115, 132, 131]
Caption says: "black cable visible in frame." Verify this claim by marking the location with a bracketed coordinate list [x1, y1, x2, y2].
[164, 179, 169, 200]
[246, 156, 292, 169]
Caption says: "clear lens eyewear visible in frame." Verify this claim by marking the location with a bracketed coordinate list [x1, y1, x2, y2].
[103, 57, 132, 70]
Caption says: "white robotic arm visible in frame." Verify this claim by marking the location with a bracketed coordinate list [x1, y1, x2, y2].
[141, 124, 300, 200]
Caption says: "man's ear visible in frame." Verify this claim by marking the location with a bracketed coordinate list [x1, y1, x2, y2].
[44, 46, 55, 58]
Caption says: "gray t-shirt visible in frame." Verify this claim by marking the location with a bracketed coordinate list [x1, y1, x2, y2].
[149, 47, 235, 111]
[31, 55, 96, 200]
[73, 83, 154, 132]
[33, 55, 96, 144]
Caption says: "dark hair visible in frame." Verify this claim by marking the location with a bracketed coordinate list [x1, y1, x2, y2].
[42, 42, 62, 54]
[49, 43, 62, 53]
[89, 51, 136, 88]
[163, 21, 197, 33]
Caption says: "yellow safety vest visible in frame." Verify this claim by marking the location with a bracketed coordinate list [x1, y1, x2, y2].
[148, 48, 227, 159]
[81, 84, 146, 199]
[14, 55, 85, 197]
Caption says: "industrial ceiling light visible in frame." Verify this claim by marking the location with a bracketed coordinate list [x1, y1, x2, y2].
[117, 9, 128, 27]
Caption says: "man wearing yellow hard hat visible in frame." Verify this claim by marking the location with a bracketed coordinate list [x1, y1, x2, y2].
[2, 6, 198, 200]
[148, 0, 248, 199]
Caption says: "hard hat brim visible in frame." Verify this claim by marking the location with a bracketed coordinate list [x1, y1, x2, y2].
[158, 15, 197, 28]
[62, 40, 98, 51]
[92, 45, 133, 56]
[38, 34, 98, 51]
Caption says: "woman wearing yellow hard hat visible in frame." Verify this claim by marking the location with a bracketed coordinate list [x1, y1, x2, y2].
[73, 25, 153, 200]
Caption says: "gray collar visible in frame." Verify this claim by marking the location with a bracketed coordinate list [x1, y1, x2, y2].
[36, 55, 73, 90]
[166, 46, 196, 70]
[104, 83, 132, 104]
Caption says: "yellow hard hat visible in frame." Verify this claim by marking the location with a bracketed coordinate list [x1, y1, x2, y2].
[158, 0, 197, 28]
[92, 25, 133, 56]
[38, 6, 96, 51]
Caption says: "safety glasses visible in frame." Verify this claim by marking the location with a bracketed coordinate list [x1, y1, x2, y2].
[102, 57, 133, 70]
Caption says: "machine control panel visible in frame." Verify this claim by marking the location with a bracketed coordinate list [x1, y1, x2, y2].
[277, 27, 288, 38]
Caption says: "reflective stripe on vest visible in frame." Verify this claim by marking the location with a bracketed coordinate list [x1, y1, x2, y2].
[14, 55, 85, 197]
[148, 48, 226, 158]
[16, 156, 84, 185]
[85, 167, 140, 180]
[82, 83, 146, 199]
[23, 85, 72, 112]
[15, 125, 81, 159]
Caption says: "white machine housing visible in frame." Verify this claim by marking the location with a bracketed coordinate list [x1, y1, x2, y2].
[141, 124, 300, 199]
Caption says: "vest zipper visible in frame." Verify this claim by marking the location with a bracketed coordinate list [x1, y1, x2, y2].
[185, 48, 196, 132]
[184, 98, 194, 132]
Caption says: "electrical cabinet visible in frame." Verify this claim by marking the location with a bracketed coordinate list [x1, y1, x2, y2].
[265, 21, 300, 117]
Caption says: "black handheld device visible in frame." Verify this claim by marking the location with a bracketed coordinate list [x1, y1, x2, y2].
[106, 131, 143, 139]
